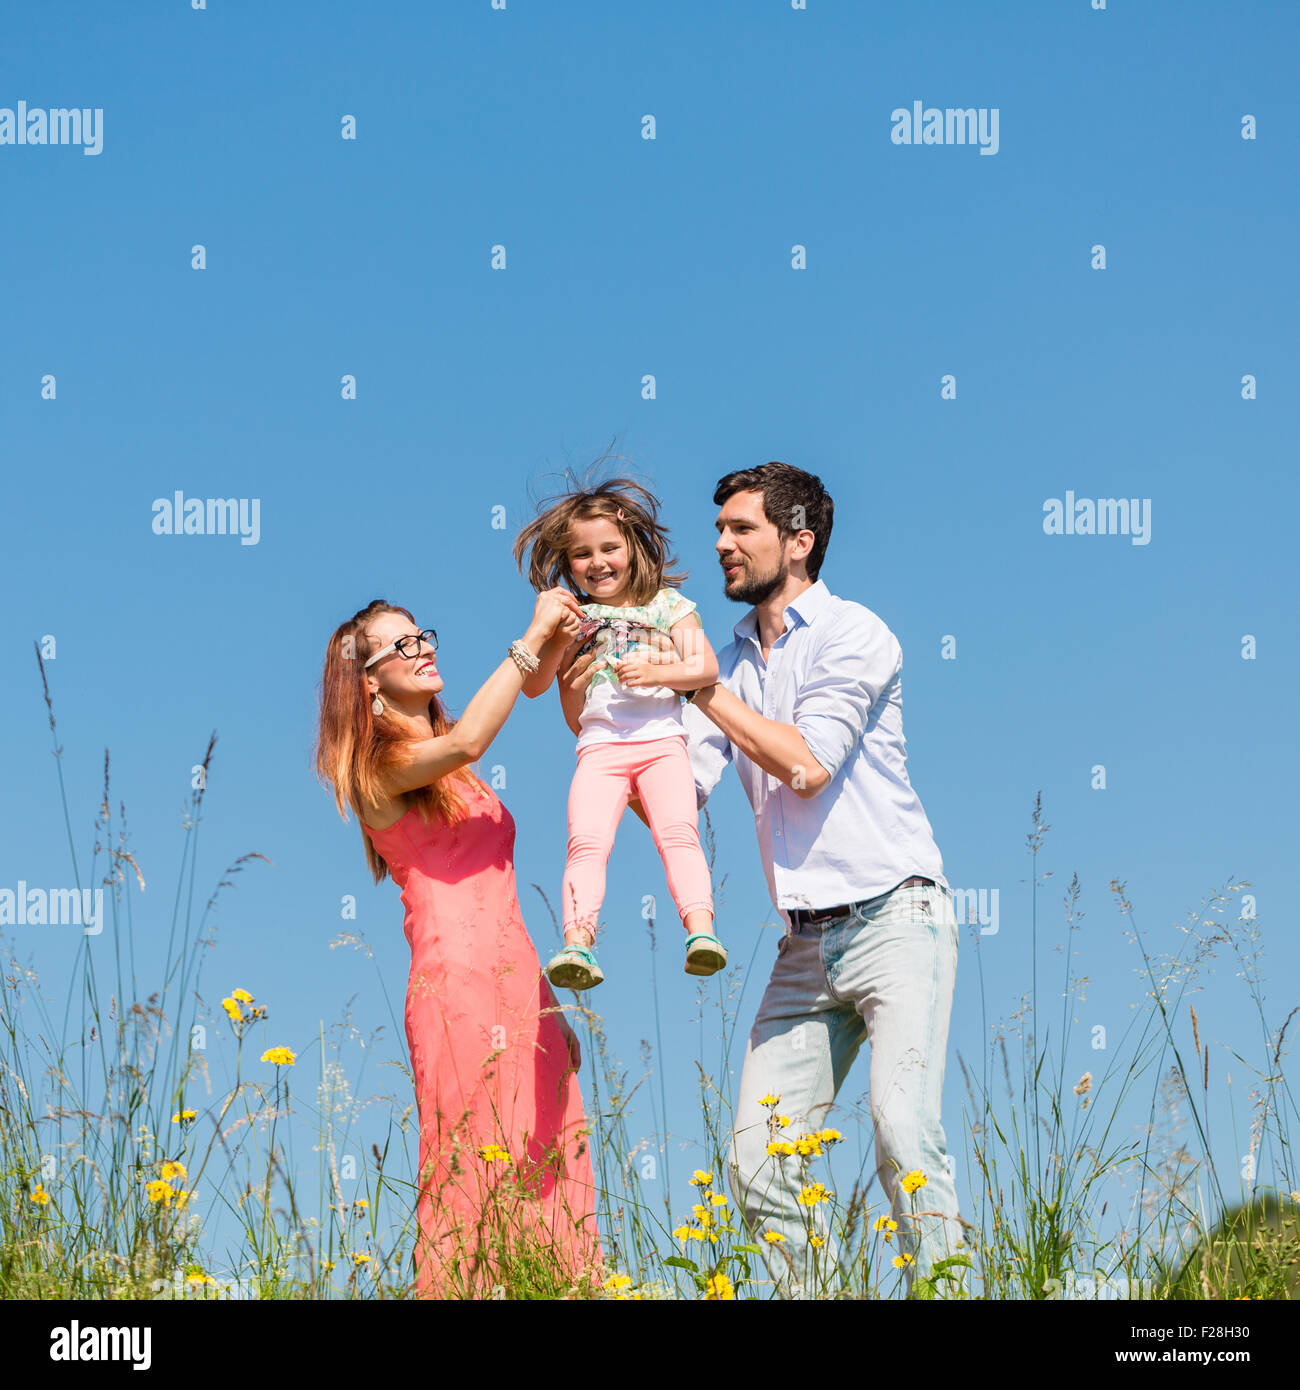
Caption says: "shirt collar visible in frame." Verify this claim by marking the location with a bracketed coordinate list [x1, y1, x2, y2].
[732, 579, 831, 643]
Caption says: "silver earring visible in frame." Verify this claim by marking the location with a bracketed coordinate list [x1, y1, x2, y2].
[371, 692, 384, 716]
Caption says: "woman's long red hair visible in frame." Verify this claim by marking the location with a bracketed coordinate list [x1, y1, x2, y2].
[314, 600, 472, 883]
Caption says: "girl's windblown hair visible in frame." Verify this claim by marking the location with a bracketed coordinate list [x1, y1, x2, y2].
[314, 599, 472, 883]
[513, 476, 686, 605]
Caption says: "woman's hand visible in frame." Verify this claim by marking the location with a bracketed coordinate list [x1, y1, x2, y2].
[528, 588, 584, 645]
[558, 1013, 582, 1071]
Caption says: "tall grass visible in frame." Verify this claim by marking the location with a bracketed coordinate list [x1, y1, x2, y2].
[2, 651, 1295, 1298]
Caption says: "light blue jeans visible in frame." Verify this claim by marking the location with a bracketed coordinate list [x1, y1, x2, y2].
[728, 882, 967, 1297]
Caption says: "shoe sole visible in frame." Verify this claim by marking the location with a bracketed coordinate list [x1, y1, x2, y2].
[547, 961, 604, 991]
[684, 947, 727, 976]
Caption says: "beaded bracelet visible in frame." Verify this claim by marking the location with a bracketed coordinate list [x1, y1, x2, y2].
[508, 639, 540, 675]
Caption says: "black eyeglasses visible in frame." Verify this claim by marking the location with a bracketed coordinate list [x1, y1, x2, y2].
[364, 629, 438, 667]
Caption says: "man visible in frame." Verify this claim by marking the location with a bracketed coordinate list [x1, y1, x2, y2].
[679, 461, 966, 1297]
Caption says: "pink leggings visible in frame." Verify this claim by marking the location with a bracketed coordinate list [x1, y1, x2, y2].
[562, 736, 714, 938]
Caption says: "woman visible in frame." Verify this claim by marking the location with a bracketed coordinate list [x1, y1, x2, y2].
[314, 588, 602, 1297]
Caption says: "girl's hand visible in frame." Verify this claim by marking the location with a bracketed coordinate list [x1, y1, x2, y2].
[614, 655, 662, 689]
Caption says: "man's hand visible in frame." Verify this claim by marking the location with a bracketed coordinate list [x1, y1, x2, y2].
[557, 645, 598, 735]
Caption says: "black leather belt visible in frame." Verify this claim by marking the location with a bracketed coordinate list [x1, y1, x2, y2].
[787, 877, 936, 930]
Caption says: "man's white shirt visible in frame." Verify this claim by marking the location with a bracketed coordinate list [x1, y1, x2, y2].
[683, 579, 947, 924]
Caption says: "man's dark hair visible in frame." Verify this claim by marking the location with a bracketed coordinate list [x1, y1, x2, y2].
[712, 462, 834, 581]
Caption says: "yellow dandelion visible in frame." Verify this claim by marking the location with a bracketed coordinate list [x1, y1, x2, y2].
[704, 1272, 734, 1300]
[261, 1046, 296, 1067]
[231, 988, 254, 1004]
[759, 1093, 781, 1108]
[172, 1109, 197, 1123]
[686, 1228, 706, 1242]
[766, 1140, 797, 1157]
[673, 1224, 692, 1241]
[350, 1251, 371, 1266]
[763, 1230, 786, 1244]
[160, 1160, 187, 1182]
[775, 1114, 791, 1129]
[798, 1182, 832, 1207]
[709, 1192, 728, 1207]
[873, 1215, 899, 1233]
[185, 1272, 215, 1286]
[174, 1190, 195, 1210]
[29, 1185, 51, 1206]
[818, 1128, 843, 1144]
[221, 997, 241, 1021]
[795, 1134, 823, 1157]
[900, 1169, 928, 1195]
[604, 1273, 634, 1291]
[353, 1198, 369, 1211]
[893, 1253, 915, 1268]
[810, 1235, 826, 1248]
[689, 1169, 713, 1186]
[145, 1179, 174, 1206]
[321, 1260, 336, 1273]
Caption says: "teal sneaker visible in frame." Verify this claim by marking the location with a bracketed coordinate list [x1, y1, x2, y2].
[684, 931, 728, 977]
[545, 942, 605, 991]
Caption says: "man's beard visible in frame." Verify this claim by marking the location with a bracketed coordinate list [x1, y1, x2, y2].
[724, 555, 788, 606]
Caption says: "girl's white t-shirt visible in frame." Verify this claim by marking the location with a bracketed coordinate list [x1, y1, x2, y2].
[575, 589, 697, 752]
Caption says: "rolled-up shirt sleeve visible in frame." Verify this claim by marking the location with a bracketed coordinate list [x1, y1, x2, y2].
[683, 698, 732, 808]
[792, 611, 899, 784]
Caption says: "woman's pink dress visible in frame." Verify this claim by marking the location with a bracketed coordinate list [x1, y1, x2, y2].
[363, 774, 602, 1296]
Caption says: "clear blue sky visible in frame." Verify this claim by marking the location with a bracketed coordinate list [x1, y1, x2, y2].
[2, 1, 1296, 1285]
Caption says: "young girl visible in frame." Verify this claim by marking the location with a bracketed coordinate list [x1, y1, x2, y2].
[513, 478, 727, 991]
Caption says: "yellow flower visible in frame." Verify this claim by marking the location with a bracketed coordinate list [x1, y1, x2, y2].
[798, 1182, 832, 1207]
[762, 1230, 786, 1244]
[775, 1114, 791, 1129]
[766, 1141, 796, 1157]
[172, 1109, 197, 1123]
[689, 1169, 713, 1187]
[818, 1128, 843, 1144]
[759, 1093, 781, 1107]
[231, 988, 254, 1004]
[795, 1133, 823, 1157]
[709, 1192, 728, 1207]
[673, 1224, 692, 1241]
[704, 1272, 734, 1300]
[160, 1160, 187, 1182]
[29, 1185, 51, 1206]
[604, 1273, 633, 1291]
[873, 1215, 899, 1233]
[686, 1228, 706, 1242]
[221, 997, 241, 1021]
[321, 1260, 336, 1273]
[261, 1046, 296, 1067]
[810, 1236, 826, 1248]
[350, 1252, 371, 1266]
[477, 1144, 512, 1164]
[353, 1198, 369, 1211]
[901, 1169, 928, 1195]
[146, 1179, 175, 1206]
[174, 1190, 195, 1210]
[185, 1272, 215, 1286]
[893, 1253, 915, 1268]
